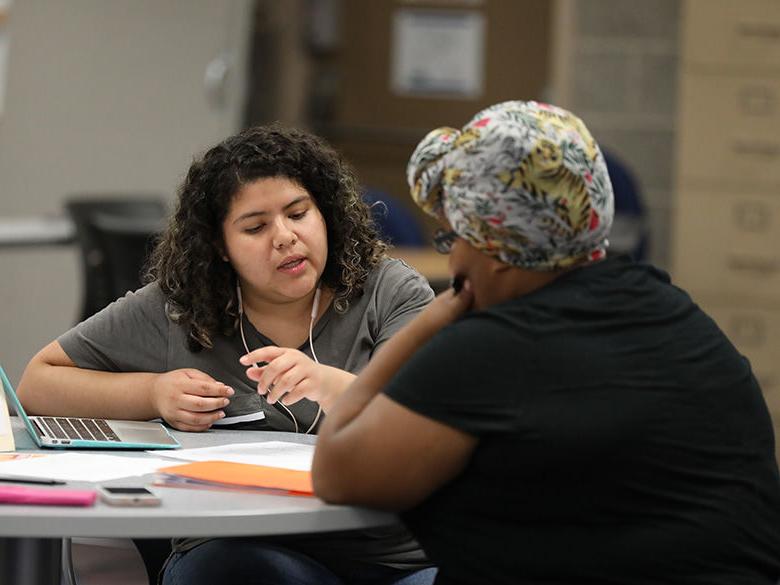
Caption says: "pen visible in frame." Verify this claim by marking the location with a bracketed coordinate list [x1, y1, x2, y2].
[0, 476, 66, 486]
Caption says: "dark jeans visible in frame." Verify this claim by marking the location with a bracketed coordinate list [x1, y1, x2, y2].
[162, 538, 437, 585]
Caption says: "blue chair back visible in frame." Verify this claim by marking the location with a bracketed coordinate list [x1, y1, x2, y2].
[362, 189, 426, 247]
[602, 150, 649, 261]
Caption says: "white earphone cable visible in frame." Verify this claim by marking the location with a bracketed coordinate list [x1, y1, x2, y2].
[304, 285, 323, 433]
[237, 283, 322, 434]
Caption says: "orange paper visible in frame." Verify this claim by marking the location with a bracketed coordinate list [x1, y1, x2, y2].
[158, 460, 313, 495]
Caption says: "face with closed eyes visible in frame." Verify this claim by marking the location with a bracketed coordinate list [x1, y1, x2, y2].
[221, 176, 328, 307]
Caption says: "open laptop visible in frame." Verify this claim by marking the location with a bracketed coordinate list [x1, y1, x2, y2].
[0, 366, 179, 449]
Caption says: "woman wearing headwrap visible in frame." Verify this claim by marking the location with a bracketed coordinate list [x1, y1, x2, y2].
[311, 101, 780, 585]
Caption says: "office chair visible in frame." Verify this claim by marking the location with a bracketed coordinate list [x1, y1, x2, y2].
[602, 150, 649, 261]
[91, 211, 165, 300]
[65, 197, 171, 582]
[65, 197, 168, 322]
[62, 537, 149, 585]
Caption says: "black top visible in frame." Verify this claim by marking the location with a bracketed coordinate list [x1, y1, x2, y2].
[385, 256, 780, 585]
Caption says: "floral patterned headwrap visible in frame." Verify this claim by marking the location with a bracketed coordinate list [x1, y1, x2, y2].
[407, 100, 614, 270]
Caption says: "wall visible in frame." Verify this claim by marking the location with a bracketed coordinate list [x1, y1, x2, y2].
[0, 0, 253, 384]
[671, 0, 780, 453]
[551, 0, 680, 269]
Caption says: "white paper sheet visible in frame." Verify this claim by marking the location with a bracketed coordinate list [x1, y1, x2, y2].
[0, 453, 171, 481]
[151, 441, 315, 471]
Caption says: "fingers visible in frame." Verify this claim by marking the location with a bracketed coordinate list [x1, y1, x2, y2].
[240, 346, 286, 367]
[242, 348, 293, 389]
[181, 394, 231, 413]
[153, 370, 237, 433]
[176, 381, 232, 427]
[245, 364, 265, 383]
[254, 351, 300, 393]
[452, 278, 474, 307]
[247, 351, 312, 404]
[168, 408, 225, 432]
[427, 278, 474, 323]
[241, 348, 320, 405]
[265, 367, 307, 404]
[278, 378, 314, 406]
[186, 381, 235, 399]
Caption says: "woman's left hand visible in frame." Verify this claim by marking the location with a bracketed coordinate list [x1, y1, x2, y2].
[239, 347, 354, 411]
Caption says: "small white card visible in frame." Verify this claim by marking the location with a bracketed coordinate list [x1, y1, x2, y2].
[211, 410, 265, 426]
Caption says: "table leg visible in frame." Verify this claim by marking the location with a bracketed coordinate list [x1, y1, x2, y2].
[0, 537, 62, 585]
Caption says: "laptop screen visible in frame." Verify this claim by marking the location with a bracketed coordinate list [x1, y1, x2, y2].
[0, 366, 47, 443]
[0, 366, 43, 441]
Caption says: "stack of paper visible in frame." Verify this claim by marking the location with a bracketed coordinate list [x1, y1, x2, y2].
[151, 441, 314, 471]
[156, 460, 313, 496]
[0, 453, 171, 481]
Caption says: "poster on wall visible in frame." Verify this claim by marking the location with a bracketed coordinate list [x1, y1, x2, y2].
[390, 8, 485, 99]
[0, 0, 11, 118]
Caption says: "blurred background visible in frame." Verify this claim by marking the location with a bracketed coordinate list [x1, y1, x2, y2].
[0, 0, 776, 446]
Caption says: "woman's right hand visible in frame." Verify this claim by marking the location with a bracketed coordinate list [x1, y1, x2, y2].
[150, 369, 234, 432]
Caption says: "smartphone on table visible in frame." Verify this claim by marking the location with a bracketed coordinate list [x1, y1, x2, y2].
[99, 486, 161, 507]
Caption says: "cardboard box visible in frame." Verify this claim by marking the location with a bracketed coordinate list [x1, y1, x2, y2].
[327, 0, 550, 237]
[677, 72, 780, 188]
[684, 0, 780, 72]
[333, 0, 550, 131]
[672, 190, 780, 306]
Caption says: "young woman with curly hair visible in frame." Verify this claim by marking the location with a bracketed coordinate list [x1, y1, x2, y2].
[17, 125, 436, 585]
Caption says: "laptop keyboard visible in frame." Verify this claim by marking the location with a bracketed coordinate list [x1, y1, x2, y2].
[40, 417, 121, 442]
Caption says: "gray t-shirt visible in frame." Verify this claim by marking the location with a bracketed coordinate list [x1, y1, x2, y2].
[58, 258, 434, 569]
[59, 258, 433, 431]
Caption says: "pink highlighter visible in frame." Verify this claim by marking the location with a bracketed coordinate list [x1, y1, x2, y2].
[0, 485, 97, 506]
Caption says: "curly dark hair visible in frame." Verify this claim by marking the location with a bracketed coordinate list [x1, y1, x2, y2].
[145, 124, 387, 351]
